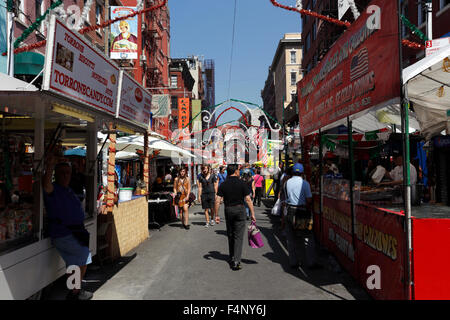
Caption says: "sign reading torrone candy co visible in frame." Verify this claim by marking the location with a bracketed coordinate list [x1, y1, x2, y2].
[43, 16, 119, 115]
[298, 0, 400, 136]
[116, 70, 152, 129]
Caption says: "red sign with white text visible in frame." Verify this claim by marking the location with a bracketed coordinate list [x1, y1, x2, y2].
[298, 0, 400, 136]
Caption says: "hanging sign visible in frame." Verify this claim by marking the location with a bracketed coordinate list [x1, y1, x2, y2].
[116, 70, 152, 129]
[178, 97, 190, 130]
[42, 16, 120, 115]
[110, 6, 138, 60]
[298, 0, 400, 136]
[150, 94, 170, 118]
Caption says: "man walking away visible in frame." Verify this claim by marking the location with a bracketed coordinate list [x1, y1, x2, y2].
[215, 164, 256, 271]
[284, 163, 319, 270]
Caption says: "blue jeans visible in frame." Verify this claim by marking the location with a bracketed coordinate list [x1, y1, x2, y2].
[244, 201, 250, 217]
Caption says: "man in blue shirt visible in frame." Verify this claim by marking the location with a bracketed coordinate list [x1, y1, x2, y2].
[43, 152, 93, 300]
[283, 163, 319, 270]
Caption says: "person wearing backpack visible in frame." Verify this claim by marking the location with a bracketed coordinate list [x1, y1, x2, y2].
[198, 165, 219, 227]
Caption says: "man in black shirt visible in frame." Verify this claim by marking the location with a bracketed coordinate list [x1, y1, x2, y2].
[215, 164, 256, 271]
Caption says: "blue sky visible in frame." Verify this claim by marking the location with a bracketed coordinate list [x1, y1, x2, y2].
[169, 0, 302, 125]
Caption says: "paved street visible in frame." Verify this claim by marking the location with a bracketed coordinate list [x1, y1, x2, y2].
[83, 201, 369, 300]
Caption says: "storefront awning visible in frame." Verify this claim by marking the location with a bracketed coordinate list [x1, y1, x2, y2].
[14, 52, 44, 75]
[403, 45, 450, 139]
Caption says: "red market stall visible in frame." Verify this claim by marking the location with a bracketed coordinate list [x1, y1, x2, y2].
[298, 0, 450, 300]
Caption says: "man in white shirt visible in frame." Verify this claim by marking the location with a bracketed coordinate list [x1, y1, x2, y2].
[380, 155, 417, 186]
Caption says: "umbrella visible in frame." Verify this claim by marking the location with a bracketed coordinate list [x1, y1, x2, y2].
[64, 147, 86, 157]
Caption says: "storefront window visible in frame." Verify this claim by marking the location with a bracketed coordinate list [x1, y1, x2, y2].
[0, 114, 38, 254]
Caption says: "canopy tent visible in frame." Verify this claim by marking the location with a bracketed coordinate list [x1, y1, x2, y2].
[403, 45, 450, 140]
[102, 134, 195, 159]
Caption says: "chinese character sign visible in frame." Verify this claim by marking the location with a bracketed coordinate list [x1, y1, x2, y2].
[178, 98, 190, 130]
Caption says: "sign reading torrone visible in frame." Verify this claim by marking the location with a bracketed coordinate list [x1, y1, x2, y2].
[116, 70, 152, 129]
[43, 16, 120, 115]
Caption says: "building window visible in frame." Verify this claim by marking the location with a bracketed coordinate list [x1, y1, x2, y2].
[36, 0, 44, 32]
[290, 51, 296, 64]
[290, 72, 296, 86]
[417, 3, 427, 26]
[441, 0, 450, 10]
[171, 96, 178, 110]
[83, 0, 90, 24]
[17, 0, 26, 24]
[96, 4, 102, 25]
[170, 75, 178, 88]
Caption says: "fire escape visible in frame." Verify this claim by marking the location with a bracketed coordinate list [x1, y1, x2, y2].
[144, 1, 163, 90]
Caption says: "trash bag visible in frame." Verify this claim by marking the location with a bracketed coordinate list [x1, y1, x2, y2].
[271, 199, 281, 216]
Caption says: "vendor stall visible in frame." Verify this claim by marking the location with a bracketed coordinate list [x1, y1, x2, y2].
[0, 15, 151, 299]
[298, 0, 450, 300]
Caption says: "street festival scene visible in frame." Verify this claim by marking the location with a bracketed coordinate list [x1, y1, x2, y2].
[0, 0, 449, 303]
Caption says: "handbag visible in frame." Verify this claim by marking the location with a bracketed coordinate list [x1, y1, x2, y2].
[188, 192, 196, 205]
[248, 221, 264, 248]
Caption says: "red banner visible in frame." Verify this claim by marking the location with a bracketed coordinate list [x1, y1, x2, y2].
[322, 197, 357, 277]
[355, 203, 406, 300]
[298, 0, 400, 136]
[178, 98, 190, 130]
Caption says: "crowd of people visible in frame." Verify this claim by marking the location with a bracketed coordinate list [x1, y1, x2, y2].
[43, 147, 320, 299]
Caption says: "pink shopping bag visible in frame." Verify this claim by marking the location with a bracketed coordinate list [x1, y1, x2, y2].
[248, 221, 264, 248]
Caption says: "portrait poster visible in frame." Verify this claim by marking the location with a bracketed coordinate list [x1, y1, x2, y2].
[110, 6, 138, 60]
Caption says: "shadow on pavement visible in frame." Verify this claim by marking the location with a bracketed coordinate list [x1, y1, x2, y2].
[191, 222, 208, 226]
[258, 207, 370, 300]
[41, 253, 137, 300]
[167, 223, 185, 229]
[203, 250, 257, 266]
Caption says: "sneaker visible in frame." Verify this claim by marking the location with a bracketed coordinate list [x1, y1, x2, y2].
[205, 222, 210, 228]
[184, 224, 190, 230]
[231, 262, 242, 271]
[66, 289, 93, 300]
[210, 220, 215, 226]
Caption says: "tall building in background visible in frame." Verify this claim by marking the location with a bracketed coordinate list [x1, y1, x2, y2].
[261, 33, 302, 126]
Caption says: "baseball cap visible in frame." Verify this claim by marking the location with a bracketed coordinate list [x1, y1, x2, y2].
[293, 163, 304, 173]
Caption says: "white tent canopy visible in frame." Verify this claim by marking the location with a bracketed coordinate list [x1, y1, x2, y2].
[403, 45, 450, 140]
[100, 134, 195, 159]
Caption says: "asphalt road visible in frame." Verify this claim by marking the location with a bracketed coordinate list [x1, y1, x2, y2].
[87, 201, 370, 300]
